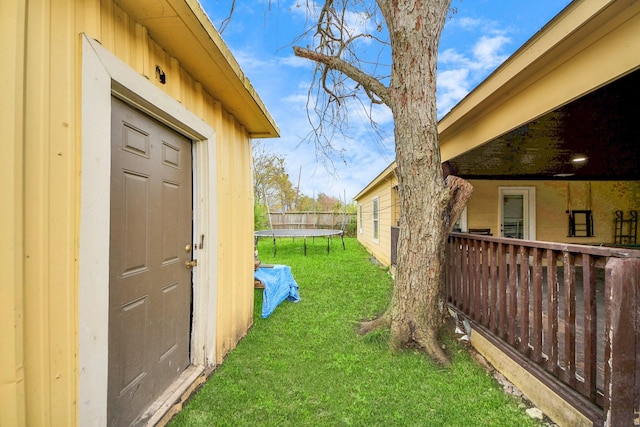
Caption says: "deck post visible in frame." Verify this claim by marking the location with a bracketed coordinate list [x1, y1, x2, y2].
[603, 257, 640, 426]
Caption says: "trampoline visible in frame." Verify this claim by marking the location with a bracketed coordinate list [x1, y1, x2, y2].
[255, 228, 345, 256]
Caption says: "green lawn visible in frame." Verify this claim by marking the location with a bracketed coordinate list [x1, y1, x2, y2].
[169, 237, 539, 426]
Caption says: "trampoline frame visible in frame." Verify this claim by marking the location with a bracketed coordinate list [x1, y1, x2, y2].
[254, 228, 345, 256]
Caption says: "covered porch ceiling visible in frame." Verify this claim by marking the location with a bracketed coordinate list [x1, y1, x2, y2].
[446, 69, 640, 181]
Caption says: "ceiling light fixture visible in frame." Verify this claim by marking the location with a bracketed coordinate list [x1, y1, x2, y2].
[571, 154, 588, 164]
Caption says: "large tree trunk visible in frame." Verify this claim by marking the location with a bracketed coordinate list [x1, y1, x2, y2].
[369, 0, 458, 364]
[293, 0, 472, 364]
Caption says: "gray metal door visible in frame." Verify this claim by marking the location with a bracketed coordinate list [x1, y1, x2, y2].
[108, 97, 193, 426]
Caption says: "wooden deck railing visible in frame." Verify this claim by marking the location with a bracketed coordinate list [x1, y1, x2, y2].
[445, 233, 640, 425]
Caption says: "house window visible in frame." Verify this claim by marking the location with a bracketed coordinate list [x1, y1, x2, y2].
[359, 204, 363, 234]
[373, 197, 379, 242]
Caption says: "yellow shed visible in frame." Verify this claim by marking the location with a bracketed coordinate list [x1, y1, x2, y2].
[1, 0, 278, 425]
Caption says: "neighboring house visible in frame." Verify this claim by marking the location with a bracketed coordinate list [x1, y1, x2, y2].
[356, 0, 640, 267]
[1, 1, 278, 426]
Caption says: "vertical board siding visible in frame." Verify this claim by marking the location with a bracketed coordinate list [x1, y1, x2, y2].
[6, 0, 257, 424]
[23, 0, 77, 424]
[215, 113, 255, 363]
[1, 1, 28, 425]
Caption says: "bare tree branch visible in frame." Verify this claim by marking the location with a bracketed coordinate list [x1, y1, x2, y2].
[293, 46, 391, 106]
[217, 0, 237, 34]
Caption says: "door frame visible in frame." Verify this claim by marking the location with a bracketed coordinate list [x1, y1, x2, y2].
[498, 186, 536, 240]
[79, 35, 218, 425]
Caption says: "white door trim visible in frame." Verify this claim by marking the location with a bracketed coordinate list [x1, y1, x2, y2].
[498, 186, 536, 240]
[458, 206, 468, 232]
[79, 34, 218, 426]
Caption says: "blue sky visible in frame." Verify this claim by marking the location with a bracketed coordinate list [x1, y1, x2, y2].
[201, 0, 572, 202]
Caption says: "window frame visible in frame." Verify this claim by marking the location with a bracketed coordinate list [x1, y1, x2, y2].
[372, 196, 379, 243]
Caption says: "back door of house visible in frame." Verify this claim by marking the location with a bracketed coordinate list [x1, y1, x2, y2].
[108, 97, 193, 425]
[499, 187, 536, 240]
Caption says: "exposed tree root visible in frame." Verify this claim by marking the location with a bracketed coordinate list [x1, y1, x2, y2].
[357, 312, 391, 336]
[359, 311, 451, 365]
[414, 329, 450, 366]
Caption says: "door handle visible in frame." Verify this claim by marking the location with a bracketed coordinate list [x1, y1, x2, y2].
[185, 259, 198, 269]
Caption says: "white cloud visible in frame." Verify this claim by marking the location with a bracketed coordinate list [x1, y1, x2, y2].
[281, 92, 310, 105]
[231, 50, 272, 71]
[343, 9, 382, 46]
[472, 35, 510, 70]
[290, 0, 384, 50]
[279, 54, 313, 68]
[456, 16, 484, 31]
[437, 68, 471, 116]
[289, 0, 317, 19]
[368, 103, 393, 127]
[439, 48, 469, 66]
[436, 17, 513, 117]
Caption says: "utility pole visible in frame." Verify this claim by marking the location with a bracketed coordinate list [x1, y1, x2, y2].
[294, 165, 301, 209]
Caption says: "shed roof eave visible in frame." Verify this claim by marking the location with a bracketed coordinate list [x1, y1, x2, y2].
[115, 0, 280, 138]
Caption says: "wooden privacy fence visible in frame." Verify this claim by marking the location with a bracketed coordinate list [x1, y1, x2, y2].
[268, 212, 355, 230]
[445, 233, 640, 426]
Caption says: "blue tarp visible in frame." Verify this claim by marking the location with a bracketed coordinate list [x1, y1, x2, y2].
[254, 265, 301, 318]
